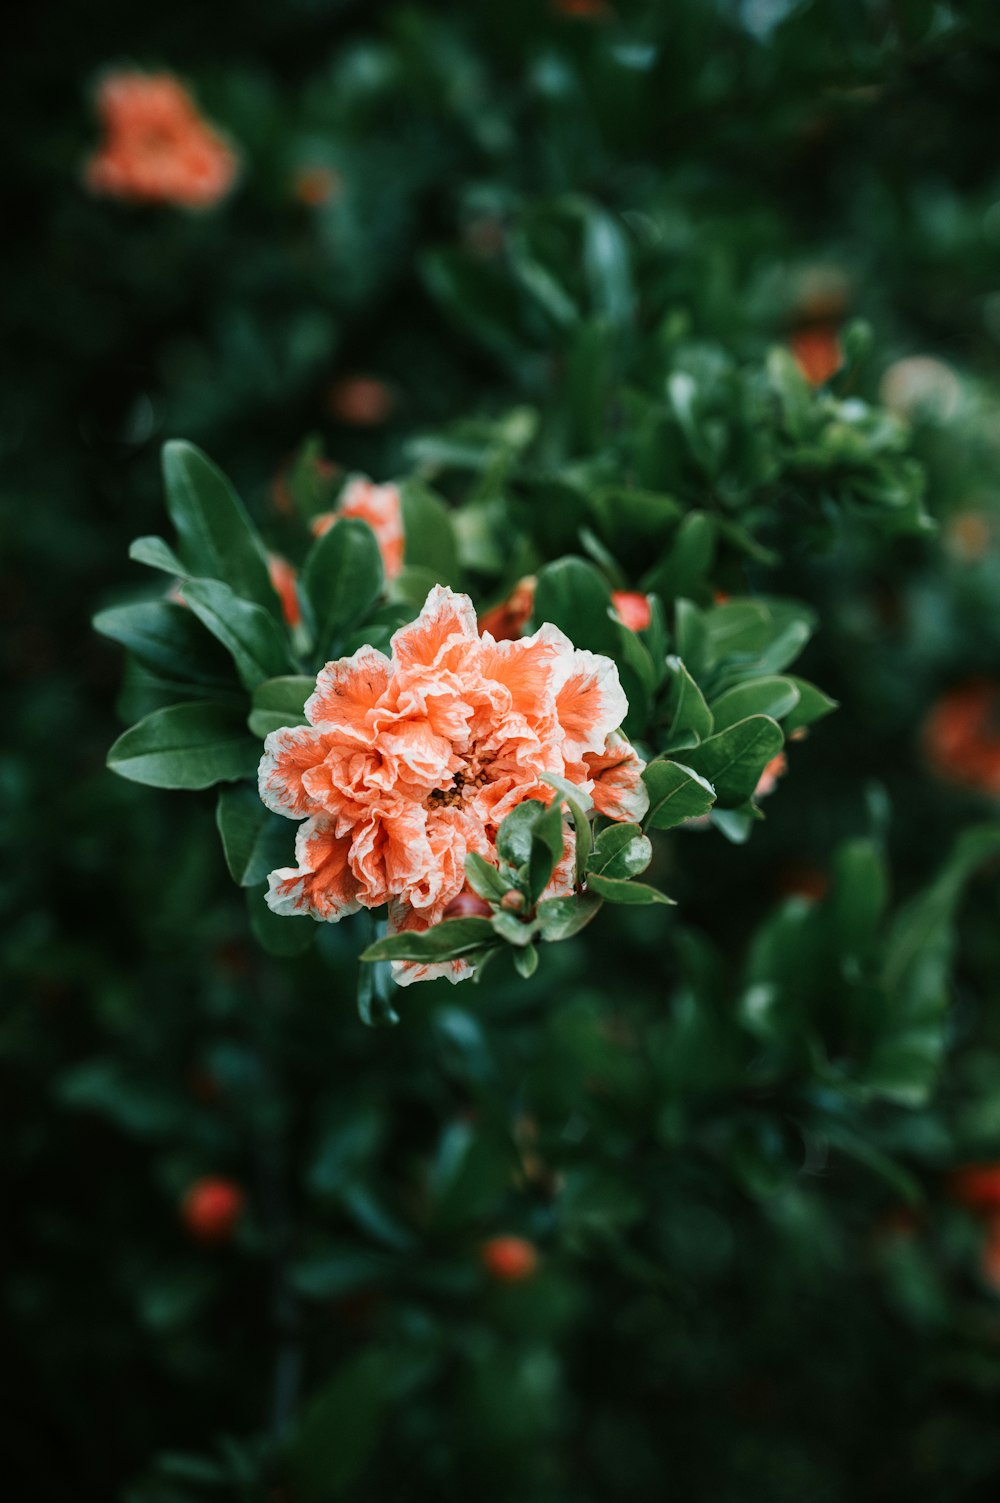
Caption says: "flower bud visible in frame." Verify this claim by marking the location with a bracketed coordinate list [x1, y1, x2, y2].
[499, 889, 525, 913]
[481, 1235, 539, 1282]
[328, 376, 394, 427]
[611, 590, 652, 633]
[950, 1165, 1000, 1213]
[180, 1176, 245, 1245]
[443, 891, 492, 920]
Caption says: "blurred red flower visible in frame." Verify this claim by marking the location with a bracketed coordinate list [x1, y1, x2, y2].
[85, 72, 237, 208]
[923, 681, 1000, 797]
[180, 1177, 245, 1245]
[481, 1236, 539, 1282]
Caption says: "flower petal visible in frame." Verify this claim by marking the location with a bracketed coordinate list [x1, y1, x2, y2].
[555, 649, 629, 761]
[390, 585, 479, 672]
[584, 732, 649, 821]
[265, 817, 362, 921]
[306, 645, 391, 733]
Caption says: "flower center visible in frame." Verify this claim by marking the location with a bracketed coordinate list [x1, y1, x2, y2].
[425, 761, 491, 810]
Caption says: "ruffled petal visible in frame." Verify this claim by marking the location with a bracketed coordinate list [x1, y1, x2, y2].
[305, 645, 391, 733]
[390, 585, 479, 672]
[258, 725, 331, 819]
[555, 649, 629, 761]
[265, 817, 362, 921]
[585, 732, 649, 821]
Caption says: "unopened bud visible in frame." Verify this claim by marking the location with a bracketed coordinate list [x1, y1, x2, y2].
[500, 890, 525, 913]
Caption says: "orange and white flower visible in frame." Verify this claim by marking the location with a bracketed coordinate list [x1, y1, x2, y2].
[259, 585, 646, 985]
[85, 72, 238, 209]
[312, 476, 404, 582]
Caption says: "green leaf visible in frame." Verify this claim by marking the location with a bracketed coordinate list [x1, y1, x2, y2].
[709, 676, 801, 731]
[399, 481, 459, 585]
[248, 676, 314, 738]
[161, 441, 280, 618]
[94, 600, 232, 686]
[513, 945, 539, 978]
[491, 910, 538, 947]
[641, 511, 716, 600]
[496, 799, 546, 868]
[586, 874, 674, 905]
[681, 716, 784, 808]
[643, 760, 716, 830]
[528, 798, 569, 902]
[128, 535, 188, 577]
[533, 557, 618, 657]
[542, 773, 593, 882]
[362, 918, 497, 963]
[301, 516, 384, 659]
[828, 838, 889, 962]
[464, 853, 510, 904]
[216, 785, 290, 887]
[537, 891, 603, 941]
[181, 578, 293, 691]
[663, 656, 713, 747]
[587, 823, 652, 880]
[107, 702, 260, 789]
[783, 677, 839, 734]
[247, 887, 315, 958]
[291, 1351, 392, 1501]
[866, 826, 1000, 1105]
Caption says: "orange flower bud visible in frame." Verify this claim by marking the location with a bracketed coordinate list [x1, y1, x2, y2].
[481, 1235, 539, 1282]
[267, 553, 301, 630]
[922, 681, 1000, 798]
[611, 590, 651, 633]
[790, 325, 842, 387]
[328, 376, 394, 427]
[500, 890, 525, 913]
[950, 1165, 1000, 1213]
[180, 1176, 245, 1245]
[478, 577, 536, 641]
[292, 165, 341, 207]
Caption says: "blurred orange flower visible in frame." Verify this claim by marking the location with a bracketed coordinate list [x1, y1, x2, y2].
[312, 476, 405, 581]
[922, 681, 1000, 797]
[477, 576, 537, 641]
[328, 376, 394, 427]
[481, 1236, 539, 1282]
[85, 72, 237, 208]
[267, 554, 301, 631]
[790, 325, 842, 387]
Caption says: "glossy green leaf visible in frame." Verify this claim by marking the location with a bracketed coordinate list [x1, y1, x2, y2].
[161, 441, 280, 618]
[537, 891, 603, 941]
[587, 823, 652, 880]
[586, 874, 674, 905]
[464, 853, 510, 904]
[94, 600, 232, 686]
[362, 918, 497, 963]
[783, 677, 839, 734]
[107, 702, 260, 789]
[533, 557, 618, 657]
[182, 578, 293, 691]
[216, 785, 290, 887]
[301, 515, 384, 658]
[248, 676, 314, 739]
[643, 760, 716, 829]
[663, 656, 714, 747]
[247, 886, 316, 958]
[399, 480, 459, 585]
[710, 676, 801, 731]
[681, 715, 784, 808]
